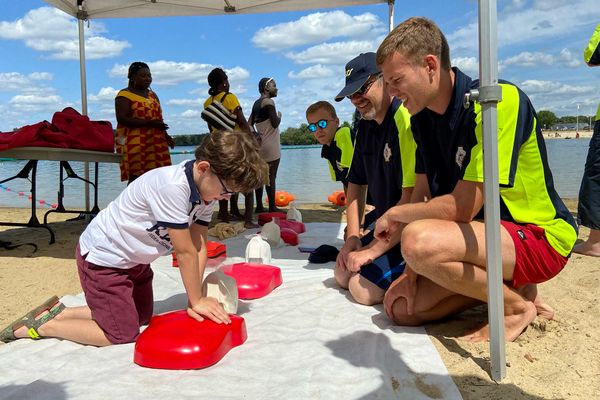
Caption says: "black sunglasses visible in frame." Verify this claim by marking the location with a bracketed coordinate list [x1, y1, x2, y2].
[216, 174, 235, 196]
[307, 119, 331, 133]
[348, 73, 382, 99]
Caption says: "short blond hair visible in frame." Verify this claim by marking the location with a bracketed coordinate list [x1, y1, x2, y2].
[376, 17, 451, 70]
[306, 101, 338, 119]
[195, 131, 268, 192]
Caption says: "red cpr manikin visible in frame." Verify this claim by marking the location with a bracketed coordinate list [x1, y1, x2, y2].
[221, 262, 283, 300]
[257, 212, 287, 226]
[134, 310, 247, 370]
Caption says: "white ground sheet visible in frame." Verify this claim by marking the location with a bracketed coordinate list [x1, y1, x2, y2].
[0, 223, 461, 400]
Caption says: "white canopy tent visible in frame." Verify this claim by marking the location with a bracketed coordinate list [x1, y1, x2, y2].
[43, 0, 506, 381]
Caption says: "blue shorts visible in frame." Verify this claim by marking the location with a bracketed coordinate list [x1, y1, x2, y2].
[358, 231, 405, 290]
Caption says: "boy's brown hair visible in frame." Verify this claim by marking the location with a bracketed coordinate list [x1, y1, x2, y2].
[195, 131, 268, 193]
[376, 17, 451, 71]
[306, 101, 338, 119]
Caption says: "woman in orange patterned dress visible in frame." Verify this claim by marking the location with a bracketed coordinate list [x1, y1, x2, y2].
[115, 62, 175, 184]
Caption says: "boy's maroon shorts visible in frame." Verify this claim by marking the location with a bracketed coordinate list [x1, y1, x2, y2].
[501, 221, 568, 288]
[76, 244, 154, 344]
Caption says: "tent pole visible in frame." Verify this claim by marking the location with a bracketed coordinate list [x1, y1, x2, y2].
[474, 0, 506, 381]
[388, 0, 394, 32]
[77, 0, 91, 212]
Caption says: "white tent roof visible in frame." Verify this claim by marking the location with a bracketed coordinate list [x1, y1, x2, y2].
[44, 0, 389, 19]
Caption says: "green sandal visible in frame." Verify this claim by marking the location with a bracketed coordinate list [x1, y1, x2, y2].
[0, 296, 65, 342]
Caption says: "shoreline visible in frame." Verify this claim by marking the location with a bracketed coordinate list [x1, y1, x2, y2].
[542, 129, 593, 139]
[0, 202, 598, 399]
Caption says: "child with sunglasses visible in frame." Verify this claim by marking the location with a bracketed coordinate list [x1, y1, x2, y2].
[1, 131, 268, 346]
[306, 101, 355, 194]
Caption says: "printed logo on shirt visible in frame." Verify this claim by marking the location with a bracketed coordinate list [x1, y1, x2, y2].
[146, 223, 172, 250]
[455, 146, 466, 168]
[383, 143, 392, 163]
[517, 230, 526, 241]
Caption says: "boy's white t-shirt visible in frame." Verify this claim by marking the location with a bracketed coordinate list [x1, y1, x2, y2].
[79, 160, 216, 269]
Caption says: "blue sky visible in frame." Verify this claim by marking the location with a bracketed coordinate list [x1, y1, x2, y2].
[1, 0, 600, 134]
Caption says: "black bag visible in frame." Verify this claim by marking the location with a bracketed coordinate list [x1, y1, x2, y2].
[201, 92, 237, 131]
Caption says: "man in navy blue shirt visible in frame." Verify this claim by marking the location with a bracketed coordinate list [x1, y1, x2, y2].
[333, 52, 417, 305]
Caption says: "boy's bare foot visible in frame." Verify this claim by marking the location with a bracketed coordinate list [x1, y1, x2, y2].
[460, 300, 537, 342]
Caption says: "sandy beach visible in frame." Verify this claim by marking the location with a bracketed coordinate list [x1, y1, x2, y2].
[0, 201, 598, 399]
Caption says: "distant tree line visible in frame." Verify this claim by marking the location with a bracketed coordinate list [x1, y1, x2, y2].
[279, 121, 351, 145]
[172, 133, 207, 147]
[170, 112, 593, 147]
[170, 121, 353, 147]
[537, 110, 595, 130]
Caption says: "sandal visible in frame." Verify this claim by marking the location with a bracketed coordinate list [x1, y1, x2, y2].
[0, 296, 65, 342]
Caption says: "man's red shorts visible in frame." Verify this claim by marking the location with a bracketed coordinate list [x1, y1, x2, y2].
[76, 244, 154, 344]
[501, 221, 568, 288]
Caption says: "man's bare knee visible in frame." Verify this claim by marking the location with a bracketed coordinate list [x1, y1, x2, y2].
[334, 267, 350, 289]
[348, 277, 384, 305]
[401, 221, 436, 269]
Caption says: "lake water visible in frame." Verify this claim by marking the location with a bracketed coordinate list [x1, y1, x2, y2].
[0, 139, 591, 210]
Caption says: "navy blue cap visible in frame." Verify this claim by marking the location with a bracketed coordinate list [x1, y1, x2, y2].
[335, 52, 380, 102]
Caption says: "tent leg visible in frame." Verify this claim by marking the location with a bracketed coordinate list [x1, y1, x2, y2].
[78, 1, 91, 213]
[477, 0, 507, 382]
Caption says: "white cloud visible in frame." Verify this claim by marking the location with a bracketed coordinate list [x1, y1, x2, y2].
[519, 79, 593, 95]
[0, 73, 31, 92]
[288, 64, 337, 80]
[8, 94, 67, 113]
[181, 109, 202, 118]
[452, 57, 479, 77]
[448, 0, 600, 56]
[0, 72, 55, 94]
[252, 11, 385, 51]
[167, 98, 203, 107]
[89, 87, 119, 102]
[28, 72, 53, 80]
[109, 61, 250, 86]
[286, 40, 377, 65]
[503, 49, 580, 68]
[0, 7, 130, 60]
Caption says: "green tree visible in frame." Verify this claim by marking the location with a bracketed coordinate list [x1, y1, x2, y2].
[537, 110, 557, 129]
[280, 123, 317, 145]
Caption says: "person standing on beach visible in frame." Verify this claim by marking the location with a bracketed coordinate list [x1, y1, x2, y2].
[574, 23, 600, 257]
[203, 68, 258, 228]
[374, 17, 578, 341]
[115, 62, 175, 184]
[249, 77, 282, 213]
[0, 131, 268, 346]
[333, 52, 417, 306]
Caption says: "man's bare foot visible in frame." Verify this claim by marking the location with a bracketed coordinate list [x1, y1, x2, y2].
[460, 301, 537, 342]
[244, 221, 259, 229]
[516, 284, 554, 320]
[573, 241, 600, 257]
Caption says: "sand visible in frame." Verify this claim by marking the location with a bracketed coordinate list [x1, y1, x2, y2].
[0, 201, 599, 399]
